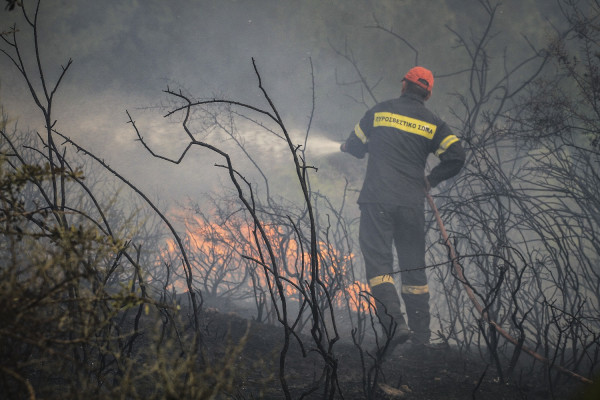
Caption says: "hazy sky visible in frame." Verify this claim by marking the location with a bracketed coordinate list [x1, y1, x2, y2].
[0, 0, 562, 211]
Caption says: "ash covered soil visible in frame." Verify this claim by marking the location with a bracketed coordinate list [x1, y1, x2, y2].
[199, 309, 592, 399]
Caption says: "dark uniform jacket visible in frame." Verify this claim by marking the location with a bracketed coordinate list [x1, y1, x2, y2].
[343, 92, 466, 207]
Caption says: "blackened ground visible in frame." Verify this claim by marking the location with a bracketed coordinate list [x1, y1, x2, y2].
[199, 310, 595, 399]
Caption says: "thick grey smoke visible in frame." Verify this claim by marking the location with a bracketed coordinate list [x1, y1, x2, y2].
[0, 0, 561, 206]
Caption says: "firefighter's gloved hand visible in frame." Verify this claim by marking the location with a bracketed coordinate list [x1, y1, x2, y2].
[425, 176, 439, 191]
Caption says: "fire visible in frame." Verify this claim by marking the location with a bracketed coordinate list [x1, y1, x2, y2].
[158, 208, 371, 315]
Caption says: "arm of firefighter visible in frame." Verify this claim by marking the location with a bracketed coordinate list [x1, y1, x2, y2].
[340, 123, 368, 159]
[427, 135, 465, 188]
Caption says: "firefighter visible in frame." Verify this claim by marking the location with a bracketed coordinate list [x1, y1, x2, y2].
[340, 66, 465, 350]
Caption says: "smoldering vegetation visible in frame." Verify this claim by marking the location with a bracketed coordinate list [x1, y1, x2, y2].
[1, 0, 600, 399]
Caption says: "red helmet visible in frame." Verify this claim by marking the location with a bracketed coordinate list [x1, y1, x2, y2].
[403, 66, 434, 93]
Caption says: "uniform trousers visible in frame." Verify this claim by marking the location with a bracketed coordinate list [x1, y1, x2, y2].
[359, 202, 431, 344]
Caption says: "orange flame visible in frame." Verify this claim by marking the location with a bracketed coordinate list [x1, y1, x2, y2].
[159, 209, 370, 314]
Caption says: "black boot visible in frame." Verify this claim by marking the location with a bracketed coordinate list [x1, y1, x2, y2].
[402, 292, 431, 345]
[370, 283, 411, 347]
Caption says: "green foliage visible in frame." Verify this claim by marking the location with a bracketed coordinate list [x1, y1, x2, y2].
[0, 122, 249, 399]
[0, 137, 123, 397]
[0, 78, 247, 400]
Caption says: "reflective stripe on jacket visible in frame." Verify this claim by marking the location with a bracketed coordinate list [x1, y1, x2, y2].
[343, 92, 465, 207]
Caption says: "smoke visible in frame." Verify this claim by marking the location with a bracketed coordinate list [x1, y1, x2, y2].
[0, 0, 563, 208]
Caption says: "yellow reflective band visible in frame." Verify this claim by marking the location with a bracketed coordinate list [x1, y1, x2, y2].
[369, 275, 395, 288]
[401, 284, 429, 295]
[373, 112, 437, 139]
[354, 123, 368, 144]
[435, 135, 460, 156]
